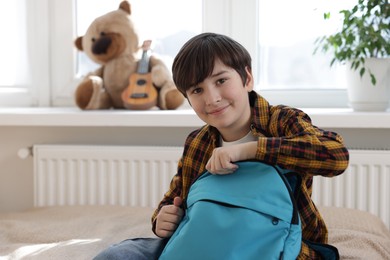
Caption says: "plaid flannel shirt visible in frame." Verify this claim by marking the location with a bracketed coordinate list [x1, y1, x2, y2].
[152, 92, 349, 259]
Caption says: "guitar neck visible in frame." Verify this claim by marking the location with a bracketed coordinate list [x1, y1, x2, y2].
[138, 41, 151, 74]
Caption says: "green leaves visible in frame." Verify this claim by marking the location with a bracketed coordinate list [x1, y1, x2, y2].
[313, 0, 390, 85]
[370, 73, 377, 85]
[324, 12, 331, 19]
[359, 67, 365, 77]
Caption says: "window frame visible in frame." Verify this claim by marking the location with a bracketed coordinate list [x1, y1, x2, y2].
[50, 0, 81, 107]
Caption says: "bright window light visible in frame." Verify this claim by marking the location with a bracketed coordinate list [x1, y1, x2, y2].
[258, 0, 356, 90]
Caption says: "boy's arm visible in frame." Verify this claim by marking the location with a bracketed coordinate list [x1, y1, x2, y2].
[151, 127, 205, 234]
[151, 158, 184, 234]
[256, 106, 349, 177]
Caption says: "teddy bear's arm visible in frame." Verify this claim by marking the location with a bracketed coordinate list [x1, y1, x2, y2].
[149, 56, 185, 109]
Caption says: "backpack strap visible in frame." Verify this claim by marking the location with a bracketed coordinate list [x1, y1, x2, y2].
[271, 165, 301, 226]
[304, 240, 340, 260]
[275, 166, 340, 260]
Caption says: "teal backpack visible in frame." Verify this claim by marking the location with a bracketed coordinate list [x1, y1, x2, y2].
[159, 161, 302, 260]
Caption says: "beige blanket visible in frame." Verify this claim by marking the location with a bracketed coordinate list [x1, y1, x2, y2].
[0, 206, 155, 259]
[0, 206, 389, 259]
[320, 206, 390, 259]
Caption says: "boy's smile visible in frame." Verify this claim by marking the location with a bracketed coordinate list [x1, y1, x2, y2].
[186, 59, 254, 142]
[206, 103, 230, 116]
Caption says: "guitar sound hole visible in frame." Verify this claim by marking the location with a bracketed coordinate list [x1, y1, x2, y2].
[130, 93, 148, 99]
[137, 79, 147, 86]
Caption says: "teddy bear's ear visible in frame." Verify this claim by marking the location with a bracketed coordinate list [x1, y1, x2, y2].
[74, 36, 84, 51]
[119, 1, 131, 15]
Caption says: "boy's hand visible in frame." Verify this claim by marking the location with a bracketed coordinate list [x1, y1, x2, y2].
[155, 197, 184, 238]
[206, 142, 257, 174]
[206, 146, 239, 174]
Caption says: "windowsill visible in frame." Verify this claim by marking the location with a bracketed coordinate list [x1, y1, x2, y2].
[0, 107, 389, 129]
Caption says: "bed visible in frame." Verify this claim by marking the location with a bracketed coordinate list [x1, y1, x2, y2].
[1, 206, 389, 259]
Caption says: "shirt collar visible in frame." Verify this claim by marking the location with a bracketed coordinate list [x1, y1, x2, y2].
[249, 91, 270, 136]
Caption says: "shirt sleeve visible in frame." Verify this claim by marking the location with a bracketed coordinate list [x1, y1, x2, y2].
[255, 106, 349, 177]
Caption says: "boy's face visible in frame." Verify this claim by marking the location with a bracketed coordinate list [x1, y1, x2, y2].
[186, 59, 254, 142]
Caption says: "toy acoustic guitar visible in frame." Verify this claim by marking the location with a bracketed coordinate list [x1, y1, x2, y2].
[122, 40, 158, 110]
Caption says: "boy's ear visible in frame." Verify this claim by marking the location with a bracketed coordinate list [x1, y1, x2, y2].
[245, 67, 254, 91]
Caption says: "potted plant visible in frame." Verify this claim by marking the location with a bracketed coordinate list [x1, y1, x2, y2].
[314, 0, 390, 111]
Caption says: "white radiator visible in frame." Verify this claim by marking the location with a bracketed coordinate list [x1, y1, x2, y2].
[33, 145, 390, 229]
[312, 149, 390, 229]
[33, 145, 182, 208]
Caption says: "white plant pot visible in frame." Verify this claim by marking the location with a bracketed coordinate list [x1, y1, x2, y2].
[346, 58, 390, 111]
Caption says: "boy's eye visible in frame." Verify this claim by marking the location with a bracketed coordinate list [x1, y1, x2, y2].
[193, 87, 202, 94]
[190, 87, 202, 94]
[216, 78, 226, 85]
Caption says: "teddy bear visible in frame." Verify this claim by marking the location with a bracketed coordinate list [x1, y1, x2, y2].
[74, 0, 184, 110]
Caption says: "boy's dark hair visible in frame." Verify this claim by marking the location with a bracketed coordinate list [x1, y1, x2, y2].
[172, 32, 252, 97]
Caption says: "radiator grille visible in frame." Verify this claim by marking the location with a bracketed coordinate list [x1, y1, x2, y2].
[312, 149, 390, 229]
[33, 145, 182, 208]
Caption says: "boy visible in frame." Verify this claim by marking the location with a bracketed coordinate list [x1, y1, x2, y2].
[95, 33, 349, 259]
[154, 32, 349, 259]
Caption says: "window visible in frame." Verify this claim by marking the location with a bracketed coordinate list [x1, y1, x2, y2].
[53, 0, 202, 107]
[0, 0, 357, 108]
[0, 0, 202, 107]
[258, 0, 353, 90]
[0, 0, 50, 106]
[255, 0, 356, 108]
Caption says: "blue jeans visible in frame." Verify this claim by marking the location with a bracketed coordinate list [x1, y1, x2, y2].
[93, 237, 168, 260]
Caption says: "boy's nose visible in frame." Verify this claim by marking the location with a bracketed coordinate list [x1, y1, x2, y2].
[205, 88, 221, 105]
